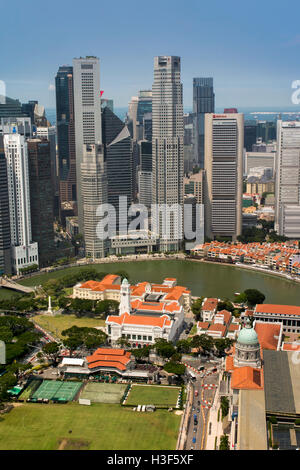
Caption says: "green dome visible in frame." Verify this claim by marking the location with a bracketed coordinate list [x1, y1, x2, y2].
[237, 325, 259, 345]
[122, 278, 129, 285]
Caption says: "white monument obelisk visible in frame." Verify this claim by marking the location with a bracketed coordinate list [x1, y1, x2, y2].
[47, 296, 53, 315]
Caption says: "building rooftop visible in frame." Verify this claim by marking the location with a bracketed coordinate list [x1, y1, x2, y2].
[256, 304, 300, 316]
[237, 389, 268, 450]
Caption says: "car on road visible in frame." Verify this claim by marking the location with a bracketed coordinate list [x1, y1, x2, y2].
[198, 366, 205, 371]
[197, 400, 200, 405]
[192, 437, 196, 444]
[197, 408, 200, 413]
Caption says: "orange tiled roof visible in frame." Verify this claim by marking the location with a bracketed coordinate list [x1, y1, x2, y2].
[215, 309, 232, 325]
[197, 321, 210, 330]
[282, 343, 300, 351]
[231, 366, 264, 390]
[228, 324, 240, 331]
[256, 304, 300, 316]
[208, 324, 226, 335]
[254, 322, 281, 350]
[86, 348, 132, 372]
[202, 298, 218, 312]
[107, 312, 171, 328]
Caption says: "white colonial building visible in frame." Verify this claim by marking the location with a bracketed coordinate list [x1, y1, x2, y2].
[105, 278, 186, 347]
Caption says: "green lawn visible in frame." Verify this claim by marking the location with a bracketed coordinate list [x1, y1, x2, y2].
[0, 403, 180, 450]
[126, 385, 180, 407]
[32, 314, 105, 339]
[80, 382, 127, 404]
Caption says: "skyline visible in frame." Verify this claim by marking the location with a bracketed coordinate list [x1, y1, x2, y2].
[2, 0, 300, 109]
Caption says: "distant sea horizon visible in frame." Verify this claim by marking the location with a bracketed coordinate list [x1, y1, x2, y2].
[45, 106, 300, 126]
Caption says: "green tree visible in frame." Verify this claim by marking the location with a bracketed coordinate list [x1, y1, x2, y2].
[191, 334, 214, 354]
[163, 361, 185, 376]
[219, 434, 229, 450]
[220, 396, 229, 419]
[6, 362, 31, 380]
[116, 337, 131, 348]
[154, 339, 176, 358]
[95, 300, 119, 318]
[217, 300, 234, 313]
[214, 338, 233, 357]
[42, 342, 60, 365]
[191, 297, 203, 321]
[176, 339, 191, 354]
[244, 289, 265, 307]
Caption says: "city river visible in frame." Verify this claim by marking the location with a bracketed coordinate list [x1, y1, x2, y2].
[1, 260, 300, 305]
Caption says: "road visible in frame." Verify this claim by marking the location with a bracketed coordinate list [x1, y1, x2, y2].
[185, 363, 219, 450]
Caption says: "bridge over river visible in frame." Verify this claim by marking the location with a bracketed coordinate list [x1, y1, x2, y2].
[0, 277, 35, 294]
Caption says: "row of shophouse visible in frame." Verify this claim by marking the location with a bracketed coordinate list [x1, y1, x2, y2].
[191, 241, 300, 274]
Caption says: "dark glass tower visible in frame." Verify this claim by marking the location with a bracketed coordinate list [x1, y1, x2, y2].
[244, 121, 257, 151]
[193, 77, 215, 168]
[55, 65, 76, 203]
[27, 139, 55, 267]
[102, 107, 133, 233]
[0, 136, 11, 275]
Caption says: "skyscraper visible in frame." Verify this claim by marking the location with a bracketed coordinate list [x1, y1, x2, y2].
[204, 112, 243, 240]
[81, 143, 108, 258]
[27, 139, 55, 266]
[275, 121, 300, 238]
[0, 136, 11, 275]
[152, 56, 184, 251]
[193, 78, 215, 168]
[3, 133, 38, 273]
[102, 107, 133, 234]
[138, 140, 152, 208]
[136, 90, 152, 141]
[73, 56, 102, 233]
[55, 65, 76, 204]
[34, 126, 59, 218]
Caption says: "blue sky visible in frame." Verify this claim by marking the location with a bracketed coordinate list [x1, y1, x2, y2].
[1, 0, 300, 109]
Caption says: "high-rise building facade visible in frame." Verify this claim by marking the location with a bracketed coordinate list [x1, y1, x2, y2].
[55, 65, 76, 204]
[102, 107, 133, 234]
[0, 136, 11, 275]
[34, 126, 60, 217]
[73, 57, 102, 233]
[3, 133, 38, 273]
[204, 113, 243, 240]
[152, 56, 184, 251]
[81, 143, 108, 258]
[27, 139, 55, 266]
[138, 140, 152, 208]
[136, 90, 152, 141]
[275, 121, 300, 238]
[193, 78, 215, 168]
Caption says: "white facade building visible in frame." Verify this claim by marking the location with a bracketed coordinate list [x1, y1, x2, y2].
[3, 133, 38, 273]
[204, 113, 244, 240]
[275, 121, 300, 238]
[152, 56, 184, 251]
[81, 143, 108, 259]
[73, 56, 102, 233]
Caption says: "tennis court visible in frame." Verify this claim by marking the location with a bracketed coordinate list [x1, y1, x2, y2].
[79, 383, 127, 403]
[32, 380, 82, 401]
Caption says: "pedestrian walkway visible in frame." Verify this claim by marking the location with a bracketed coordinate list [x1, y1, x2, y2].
[205, 389, 223, 450]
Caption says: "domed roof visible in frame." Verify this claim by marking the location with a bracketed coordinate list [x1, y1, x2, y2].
[122, 278, 129, 285]
[237, 321, 259, 345]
